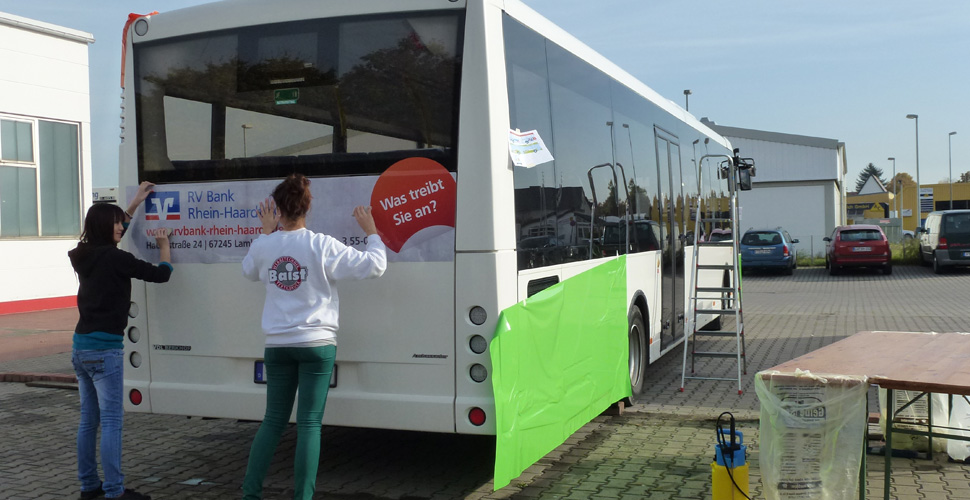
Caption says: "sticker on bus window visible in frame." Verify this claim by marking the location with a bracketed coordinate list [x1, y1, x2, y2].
[508, 129, 554, 168]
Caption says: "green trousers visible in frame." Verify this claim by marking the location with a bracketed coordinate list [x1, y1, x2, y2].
[243, 345, 336, 500]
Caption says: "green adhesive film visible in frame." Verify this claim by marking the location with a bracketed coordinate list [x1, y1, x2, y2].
[490, 256, 631, 490]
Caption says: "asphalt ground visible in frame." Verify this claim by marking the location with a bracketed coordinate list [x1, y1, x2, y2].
[1, 265, 970, 499]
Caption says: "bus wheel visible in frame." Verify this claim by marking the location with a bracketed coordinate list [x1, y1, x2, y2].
[625, 307, 647, 405]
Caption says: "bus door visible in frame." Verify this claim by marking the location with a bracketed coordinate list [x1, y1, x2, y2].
[654, 128, 684, 349]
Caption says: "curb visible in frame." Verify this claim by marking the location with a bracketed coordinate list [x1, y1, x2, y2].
[0, 372, 77, 384]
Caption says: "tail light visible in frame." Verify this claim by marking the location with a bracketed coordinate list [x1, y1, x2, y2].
[939, 237, 949, 250]
[129, 389, 143, 405]
[783, 244, 790, 257]
[468, 407, 487, 426]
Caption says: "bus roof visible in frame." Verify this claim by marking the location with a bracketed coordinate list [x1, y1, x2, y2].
[502, 0, 732, 151]
[133, 0, 464, 44]
[131, 0, 731, 151]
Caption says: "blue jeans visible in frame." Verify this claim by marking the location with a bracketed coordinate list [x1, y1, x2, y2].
[243, 345, 336, 500]
[72, 349, 125, 497]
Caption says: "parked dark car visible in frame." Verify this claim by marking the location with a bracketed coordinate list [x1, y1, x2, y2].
[918, 210, 970, 273]
[517, 235, 565, 269]
[824, 224, 891, 275]
[740, 228, 798, 275]
[602, 220, 662, 255]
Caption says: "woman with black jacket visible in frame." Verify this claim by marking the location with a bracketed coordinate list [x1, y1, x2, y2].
[68, 182, 172, 500]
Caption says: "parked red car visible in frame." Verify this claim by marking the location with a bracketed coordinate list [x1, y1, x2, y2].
[824, 225, 892, 275]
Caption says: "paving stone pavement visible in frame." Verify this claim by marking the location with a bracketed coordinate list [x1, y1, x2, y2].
[1, 265, 970, 499]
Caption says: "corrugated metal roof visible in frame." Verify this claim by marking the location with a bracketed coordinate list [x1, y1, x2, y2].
[700, 118, 838, 150]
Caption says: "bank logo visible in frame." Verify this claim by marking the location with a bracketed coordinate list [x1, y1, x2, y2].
[146, 192, 181, 220]
[269, 256, 307, 291]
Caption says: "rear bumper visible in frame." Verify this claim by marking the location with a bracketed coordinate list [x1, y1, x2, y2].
[742, 257, 792, 268]
[937, 249, 970, 266]
[831, 254, 890, 267]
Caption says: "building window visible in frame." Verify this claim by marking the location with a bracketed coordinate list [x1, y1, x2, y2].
[0, 117, 81, 238]
[1, 119, 34, 163]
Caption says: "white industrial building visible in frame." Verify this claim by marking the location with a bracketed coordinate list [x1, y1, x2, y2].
[0, 12, 94, 313]
[701, 118, 847, 257]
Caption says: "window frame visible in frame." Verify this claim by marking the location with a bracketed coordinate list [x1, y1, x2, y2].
[0, 114, 83, 239]
[0, 116, 38, 166]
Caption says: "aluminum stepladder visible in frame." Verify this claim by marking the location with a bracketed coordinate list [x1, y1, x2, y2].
[680, 153, 753, 395]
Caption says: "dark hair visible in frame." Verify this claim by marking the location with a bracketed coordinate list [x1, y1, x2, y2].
[80, 203, 125, 246]
[272, 173, 312, 220]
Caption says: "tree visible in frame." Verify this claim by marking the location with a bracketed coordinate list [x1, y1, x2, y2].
[855, 163, 888, 192]
[889, 172, 915, 186]
[886, 172, 914, 194]
[959, 171, 970, 183]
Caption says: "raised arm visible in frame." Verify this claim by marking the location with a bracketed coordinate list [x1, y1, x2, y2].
[125, 181, 155, 222]
[353, 205, 378, 236]
[326, 206, 386, 281]
[154, 227, 172, 264]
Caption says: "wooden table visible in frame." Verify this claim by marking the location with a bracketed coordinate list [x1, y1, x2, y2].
[763, 330, 970, 500]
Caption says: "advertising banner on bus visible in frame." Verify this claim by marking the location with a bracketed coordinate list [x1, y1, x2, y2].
[128, 159, 456, 264]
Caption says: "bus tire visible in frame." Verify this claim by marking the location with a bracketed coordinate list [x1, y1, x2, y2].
[625, 307, 647, 405]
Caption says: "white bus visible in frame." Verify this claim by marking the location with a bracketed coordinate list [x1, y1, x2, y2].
[119, 0, 734, 436]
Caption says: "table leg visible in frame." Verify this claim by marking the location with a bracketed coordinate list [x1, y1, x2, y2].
[885, 388, 893, 500]
[927, 393, 933, 460]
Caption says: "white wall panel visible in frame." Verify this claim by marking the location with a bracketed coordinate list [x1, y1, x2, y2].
[0, 25, 91, 122]
[0, 240, 79, 302]
[730, 136, 838, 183]
[0, 16, 93, 306]
[738, 184, 830, 243]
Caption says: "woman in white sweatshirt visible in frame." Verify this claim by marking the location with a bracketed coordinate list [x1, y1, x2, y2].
[241, 173, 386, 500]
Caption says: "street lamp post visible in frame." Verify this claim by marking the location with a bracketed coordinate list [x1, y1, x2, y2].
[241, 124, 253, 157]
[898, 180, 904, 226]
[888, 157, 896, 216]
[949, 131, 957, 210]
[683, 89, 691, 111]
[906, 114, 920, 227]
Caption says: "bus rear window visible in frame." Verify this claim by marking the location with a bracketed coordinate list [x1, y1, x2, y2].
[134, 12, 463, 182]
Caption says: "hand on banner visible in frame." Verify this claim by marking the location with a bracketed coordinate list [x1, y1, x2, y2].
[127, 181, 156, 221]
[152, 227, 172, 264]
[353, 206, 378, 236]
[151, 227, 171, 242]
[133, 181, 156, 204]
[257, 198, 280, 235]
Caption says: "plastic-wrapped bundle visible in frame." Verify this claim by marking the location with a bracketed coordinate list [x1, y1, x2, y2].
[756, 370, 869, 500]
[948, 395, 970, 461]
[877, 388, 949, 453]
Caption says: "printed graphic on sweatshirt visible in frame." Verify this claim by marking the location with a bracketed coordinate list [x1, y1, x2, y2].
[269, 256, 307, 291]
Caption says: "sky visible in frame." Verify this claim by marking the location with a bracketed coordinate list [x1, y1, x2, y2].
[2, 0, 968, 189]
